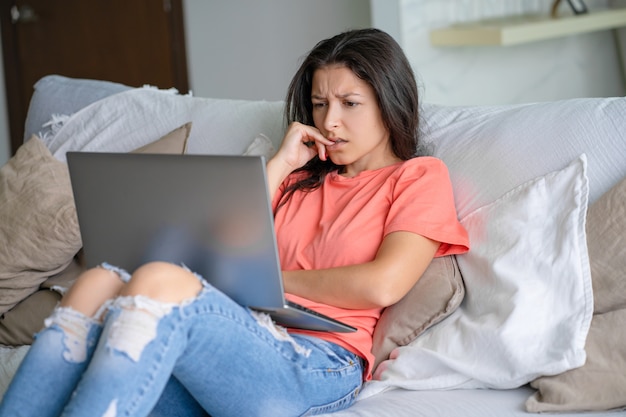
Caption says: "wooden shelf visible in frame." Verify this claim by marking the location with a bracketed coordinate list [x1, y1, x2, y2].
[430, 8, 626, 46]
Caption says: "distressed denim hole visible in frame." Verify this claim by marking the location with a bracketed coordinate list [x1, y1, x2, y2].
[106, 295, 175, 362]
[43, 306, 100, 363]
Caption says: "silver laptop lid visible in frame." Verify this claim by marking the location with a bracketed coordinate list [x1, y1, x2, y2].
[67, 152, 285, 309]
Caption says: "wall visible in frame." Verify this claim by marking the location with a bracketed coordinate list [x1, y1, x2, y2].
[183, 0, 371, 101]
[373, 0, 626, 105]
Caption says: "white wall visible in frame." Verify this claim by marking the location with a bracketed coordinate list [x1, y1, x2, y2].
[373, 0, 626, 106]
[183, 0, 371, 101]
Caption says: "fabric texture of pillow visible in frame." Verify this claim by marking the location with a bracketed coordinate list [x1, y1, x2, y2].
[526, 175, 626, 413]
[371, 256, 464, 371]
[0, 125, 190, 318]
[0, 136, 81, 315]
[360, 155, 592, 398]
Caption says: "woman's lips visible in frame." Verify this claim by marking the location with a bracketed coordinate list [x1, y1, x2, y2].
[327, 138, 346, 150]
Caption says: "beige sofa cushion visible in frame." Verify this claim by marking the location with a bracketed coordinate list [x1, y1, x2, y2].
[0, 289, 62, 346]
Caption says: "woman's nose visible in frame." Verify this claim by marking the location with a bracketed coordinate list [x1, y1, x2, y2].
[323, 104, 340, 132]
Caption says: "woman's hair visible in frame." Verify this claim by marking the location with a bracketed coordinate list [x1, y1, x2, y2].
[279, 28, 423, 208]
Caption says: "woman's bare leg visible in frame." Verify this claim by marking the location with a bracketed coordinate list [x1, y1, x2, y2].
[120, 261, 202, 303]
[61, 266, 126, 319]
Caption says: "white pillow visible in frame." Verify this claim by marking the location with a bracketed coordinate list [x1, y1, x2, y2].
[360, 155, 593, 397]
[243, 133, 276, 159]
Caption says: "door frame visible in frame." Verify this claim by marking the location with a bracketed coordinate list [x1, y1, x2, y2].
[0, 0, 189, 155]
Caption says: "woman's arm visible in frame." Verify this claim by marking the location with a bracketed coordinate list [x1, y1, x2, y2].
[282, 231, 441, 310]
[266, 122, 334, 201]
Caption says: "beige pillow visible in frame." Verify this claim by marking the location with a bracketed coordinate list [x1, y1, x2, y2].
[527, 309, 626, 412]
[0, 123, 191, 317]
[526, 176, 626, 412]
[586, 175, 626, 314]
[0, 136, 81, 314]
[131, 122, 191, 154]
[371, 255, 465, 370]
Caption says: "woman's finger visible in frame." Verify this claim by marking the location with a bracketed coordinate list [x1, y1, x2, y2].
[315, 140, 328, 161]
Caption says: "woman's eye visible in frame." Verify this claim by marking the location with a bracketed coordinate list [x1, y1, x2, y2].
[312, 102, 326, 109]
[345, 101, 358, 107]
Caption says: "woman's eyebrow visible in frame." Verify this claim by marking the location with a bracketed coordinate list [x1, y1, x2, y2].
[311, 92, 363, 100]
[337, 92, 363, 99]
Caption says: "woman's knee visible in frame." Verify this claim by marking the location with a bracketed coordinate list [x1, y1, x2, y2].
[121, 262, 203, 303]
[61, 266, 125, 317]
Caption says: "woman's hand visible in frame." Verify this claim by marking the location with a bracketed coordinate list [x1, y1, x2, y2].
[266, 122, 335, 200]
[276, 122, 334, 170]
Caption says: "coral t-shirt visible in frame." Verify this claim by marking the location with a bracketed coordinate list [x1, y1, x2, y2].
[272, 157, 469, 379]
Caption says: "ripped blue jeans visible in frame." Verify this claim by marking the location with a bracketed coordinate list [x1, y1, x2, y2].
[0, 266, 363, 417]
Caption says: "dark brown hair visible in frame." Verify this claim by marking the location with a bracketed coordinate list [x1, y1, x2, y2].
[279, 28, 422, 207]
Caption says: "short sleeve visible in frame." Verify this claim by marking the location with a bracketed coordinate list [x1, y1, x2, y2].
[385, 157, 470, 257]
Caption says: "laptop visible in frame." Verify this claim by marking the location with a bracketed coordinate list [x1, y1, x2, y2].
[66, 152, 356, 333]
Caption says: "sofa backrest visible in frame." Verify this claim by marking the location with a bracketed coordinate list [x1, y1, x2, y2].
[27, 75, 626, 213]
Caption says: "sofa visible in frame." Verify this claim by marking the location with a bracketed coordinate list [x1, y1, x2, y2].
[0, 74, 625, 416]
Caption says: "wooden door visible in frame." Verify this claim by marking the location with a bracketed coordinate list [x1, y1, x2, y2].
[0, 0, 189, 155]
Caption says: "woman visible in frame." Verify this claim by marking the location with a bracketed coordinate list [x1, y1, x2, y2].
[0, 28, 469, 417]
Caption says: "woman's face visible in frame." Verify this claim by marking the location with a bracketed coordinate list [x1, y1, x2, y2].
[311, 65, 397, 177]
